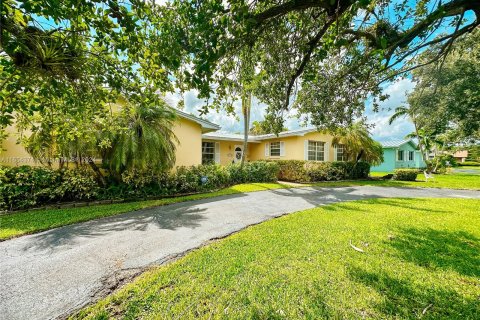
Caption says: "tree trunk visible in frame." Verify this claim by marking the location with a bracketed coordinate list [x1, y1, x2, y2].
[87, 157, 106, 186]
[433, 137, 448, 173]
[413, 121, 427, 165]
[241, 91, 251, 168]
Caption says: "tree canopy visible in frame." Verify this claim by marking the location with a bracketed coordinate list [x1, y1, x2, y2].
[405, 29, 480, 142]
[0, 0, 175, 127]
[1, 0, 479, 153]
[155, 0, 479, 131]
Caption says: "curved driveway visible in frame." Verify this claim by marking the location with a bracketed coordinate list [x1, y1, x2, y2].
[1, 186, 479, 319]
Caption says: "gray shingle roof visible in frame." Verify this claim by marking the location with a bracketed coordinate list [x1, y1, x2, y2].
[202, 127, 318, 141]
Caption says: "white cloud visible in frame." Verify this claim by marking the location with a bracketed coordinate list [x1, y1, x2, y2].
[366, 78, 416, 141]
[173, 77, 417, 141]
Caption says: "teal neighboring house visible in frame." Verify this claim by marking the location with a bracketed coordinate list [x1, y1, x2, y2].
[371, 139, 426, 172]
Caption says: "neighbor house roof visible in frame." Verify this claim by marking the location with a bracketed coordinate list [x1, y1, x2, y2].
[380, 139, 418, 148]
[175, 109, 220, 133]
[453, 150, 468, 158]
[202, 127, 318, 142]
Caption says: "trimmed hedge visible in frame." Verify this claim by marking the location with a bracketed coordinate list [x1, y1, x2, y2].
[393, 169, 418, 181]
[0, 166, 99, 211]
[226, 161, 280, 184]
[275, 160, 370, 183]
[460, 161, 480, 167]
[0, 161, 279, 211]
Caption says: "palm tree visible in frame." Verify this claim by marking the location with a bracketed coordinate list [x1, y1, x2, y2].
[103, 100, 178, 174]
[23, 111, 106, 184]
[332, 122, 383, 166]
[405, 129, 439, 160]
[389, 105, 427, 162]
[249, 121, 264, 135]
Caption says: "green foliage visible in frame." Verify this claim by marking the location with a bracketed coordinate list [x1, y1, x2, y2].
[306, 162, 346, 181]
[332, 122, 384, 165]
[0, 162, 280, 210]
[155, 0, 478, 131]
[427, 154, 458, 173]
[0, 166, 61, 210]
[226, 161, 280, 184]
[0, 166, 99, 210]
[102, 102, 178, 174]
[56, 169, 100, 201]
[275, 160, 310, 182]
[406, 29, 480, 142]
[393, 169, 418, 181]
[0, 0, 172, 127]
[349, 162, 372, 179]
[275, 160, 370, 183]
[466, 145, 480, 161]
[249, 120, 288, 135]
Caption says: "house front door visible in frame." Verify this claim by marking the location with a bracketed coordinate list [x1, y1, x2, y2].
[234, 145, 243, 163]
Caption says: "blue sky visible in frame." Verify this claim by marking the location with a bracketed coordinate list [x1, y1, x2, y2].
[165, 77, 416, 141]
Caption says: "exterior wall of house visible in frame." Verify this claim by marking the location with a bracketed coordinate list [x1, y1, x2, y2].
[249, 132, 336, 161]
[173, 117, 203, 167]
[0, 125, 40, 167]
[394, 143, 425, 169]
[0, 116, 204, 168]
[201, 139, 257, 165]
[370, 149, 395, 172]
[371, 143, 427, 172]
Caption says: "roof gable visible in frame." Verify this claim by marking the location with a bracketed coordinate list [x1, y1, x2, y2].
[175, 110, 220, 133]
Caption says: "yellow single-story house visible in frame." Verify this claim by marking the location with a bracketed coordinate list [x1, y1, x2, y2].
[202, 128, 346, 165]
[0, 110, 219, 167]
[1, 109, 345, 167]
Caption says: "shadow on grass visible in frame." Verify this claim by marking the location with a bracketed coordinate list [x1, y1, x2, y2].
[387, 227, 480, 277]
[365, 198, 450, 214]
[348, 267, 479, 319]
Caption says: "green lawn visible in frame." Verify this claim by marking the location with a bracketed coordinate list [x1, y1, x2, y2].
[72, 198, 480, 319]
[0, 183, 291, 240]
[456, 166, 480, 171]
[342, 172, 480, 190]
[369, 171, 391, 177]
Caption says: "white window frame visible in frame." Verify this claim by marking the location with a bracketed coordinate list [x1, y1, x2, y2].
[270, 141, 281, 157]
[397, 149, 404, 161]
[408, 150, 414, 161]
[307, 140, 325, 161]
[202, 141, 220, 164]
[335, 144, 346, 161]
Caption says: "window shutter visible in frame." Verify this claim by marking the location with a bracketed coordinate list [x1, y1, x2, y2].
[214, 142, 220, 164]
[280, 141, 285, 156]
[324, 142, 329, 162]
[265, 143, 270, 157]
[304, 140, 309, 160]
[333, 144, 337, 161]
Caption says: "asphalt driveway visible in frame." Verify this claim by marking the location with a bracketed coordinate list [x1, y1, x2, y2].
[1, 186, 479, 320]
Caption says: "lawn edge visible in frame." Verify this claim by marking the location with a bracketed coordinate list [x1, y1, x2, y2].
[0, 183, 296, 241]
